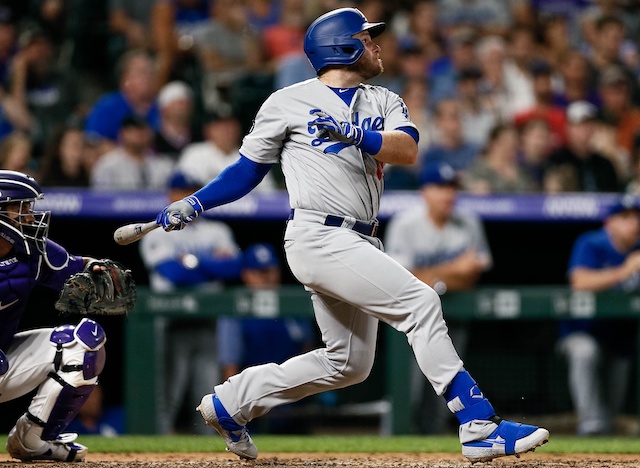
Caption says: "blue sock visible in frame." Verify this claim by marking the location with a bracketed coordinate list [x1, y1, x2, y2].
[443, 369, 496, 424]
[213, 395, 244, 432]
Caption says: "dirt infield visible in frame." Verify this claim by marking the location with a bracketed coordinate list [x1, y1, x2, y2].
[2, 452, 640, 467]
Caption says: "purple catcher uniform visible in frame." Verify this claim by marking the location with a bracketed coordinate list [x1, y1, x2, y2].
[0, 171, 107, 462]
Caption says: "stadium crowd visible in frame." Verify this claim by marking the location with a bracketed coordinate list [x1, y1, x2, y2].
[0, 0, 639, 194]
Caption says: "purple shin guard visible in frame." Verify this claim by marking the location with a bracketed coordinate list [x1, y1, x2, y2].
[41, 384, 95, 441]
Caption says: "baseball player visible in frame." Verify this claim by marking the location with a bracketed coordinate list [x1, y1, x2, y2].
[559, 195, 640, 435]
[0, 170, 107, 462]
[156, 8, 549, 462]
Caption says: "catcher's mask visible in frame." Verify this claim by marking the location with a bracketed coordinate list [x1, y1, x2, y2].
[0, 170, 50, 256]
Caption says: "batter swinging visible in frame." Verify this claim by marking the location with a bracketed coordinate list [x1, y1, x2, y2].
[156, 8, 549, 462]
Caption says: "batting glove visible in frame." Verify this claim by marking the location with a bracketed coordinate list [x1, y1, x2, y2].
[309, 109, 364, 146]
[156, 195, 204, 231]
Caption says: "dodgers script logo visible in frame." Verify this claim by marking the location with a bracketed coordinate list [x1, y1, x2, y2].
[308, 111, 384, 154]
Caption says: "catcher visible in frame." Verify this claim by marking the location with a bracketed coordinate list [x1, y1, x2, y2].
[0, 170, 135, 462]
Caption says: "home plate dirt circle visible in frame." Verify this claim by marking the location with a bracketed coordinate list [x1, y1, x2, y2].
[2, 453, 640, 467]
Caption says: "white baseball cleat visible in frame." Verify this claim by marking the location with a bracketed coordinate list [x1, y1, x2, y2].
[196, 393, 258, 460]
[6, 429, 87, 462]
[462, 418, 549, 462]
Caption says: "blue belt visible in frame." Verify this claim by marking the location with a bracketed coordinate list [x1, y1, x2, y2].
[289, 209, 379, 237]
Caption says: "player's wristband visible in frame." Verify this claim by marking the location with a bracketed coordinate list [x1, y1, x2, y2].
[357, 130, 383, 155]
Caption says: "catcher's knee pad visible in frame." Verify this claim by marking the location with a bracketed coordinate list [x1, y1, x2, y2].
[49, 318, 106, 384]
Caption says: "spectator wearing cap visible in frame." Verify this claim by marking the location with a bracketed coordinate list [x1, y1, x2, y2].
[177, 112, 278, 191]
[513, 60, 567, 150]
[84, 49, 160, 155]
[216, 242, 316, 433]
[385, 161, 492, 433]
[543, 101, 620, 192]
[420, 98, 481, 173]
[154, 80, 199, 161]
[90, 115, 174, 190]
[139, 170, 242, 434]
[558, 195, 640, 435]
[462, 123, 537, 193]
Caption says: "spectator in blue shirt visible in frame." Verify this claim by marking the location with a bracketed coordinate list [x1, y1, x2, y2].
[84, 49, 160, 156]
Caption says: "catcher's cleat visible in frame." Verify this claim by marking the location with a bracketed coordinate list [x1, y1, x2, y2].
[6, 430, 87, 462]
[197, 393, 258, 460]
[462, 418, 549, 462]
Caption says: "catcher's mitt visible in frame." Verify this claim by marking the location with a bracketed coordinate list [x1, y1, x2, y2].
[55, 259, 136, 316]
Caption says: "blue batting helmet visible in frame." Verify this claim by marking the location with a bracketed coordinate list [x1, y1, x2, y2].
[304, 8, 386, 74]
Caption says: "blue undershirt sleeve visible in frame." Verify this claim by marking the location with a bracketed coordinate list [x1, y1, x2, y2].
[155, 260, 208, 286]
[198, 256, 243, 279]
[156, 255, 243, 285]
[397, 126, 419, 145]
[193, 155, 273, 211]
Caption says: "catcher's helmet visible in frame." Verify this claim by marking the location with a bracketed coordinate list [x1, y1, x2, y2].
[304, 8, 386, 74]
[0, 170, 50, 255]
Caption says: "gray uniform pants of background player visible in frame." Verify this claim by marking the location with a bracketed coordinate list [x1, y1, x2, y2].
[215, 209, 468, 435]
[557, 331, 631, 435]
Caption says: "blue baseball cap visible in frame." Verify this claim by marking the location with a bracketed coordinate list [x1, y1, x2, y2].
[419, 162, 459, 187]
[606, 195, 640, 218]
[243, 243, 280, 270]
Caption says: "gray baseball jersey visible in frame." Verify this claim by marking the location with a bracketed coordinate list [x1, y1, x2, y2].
[239, 78, 416, 221]
[385, 204, 493, 271]
[214, 78, 465, 435]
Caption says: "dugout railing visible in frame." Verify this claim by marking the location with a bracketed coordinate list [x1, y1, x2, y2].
[125, 285, 640, 435]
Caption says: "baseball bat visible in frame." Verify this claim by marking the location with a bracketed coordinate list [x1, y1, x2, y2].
[113, 221, 159, 245]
